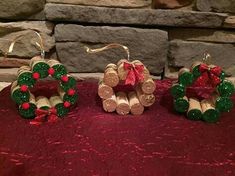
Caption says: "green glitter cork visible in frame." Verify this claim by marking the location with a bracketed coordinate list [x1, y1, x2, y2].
[11, 81, 30, 105]
[49, 96, 69, 117]
[30, 56, 50, 79]
[217, 80, 235, 97]
[19, 93, 37, 119]
[58, 87, 78, 105]
[214, 96, 233, 112]
[60, 75, 77, 92]
[171, 84, 185, 99]
[174, 96, 189, 113]
[48, 60, 68, 80]
[17, 66, 36, 88]
[36, 96, 52, 110]
[187, 98, 202, 120]
[191, 61, 202, 79]
[201, 99, 220, 123]
[178, 68, 193, 86]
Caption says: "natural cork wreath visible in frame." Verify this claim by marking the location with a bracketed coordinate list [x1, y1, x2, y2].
[11, 56, 78, 124]
[170, 56, 234, 123]
[86, 44, 156, 115]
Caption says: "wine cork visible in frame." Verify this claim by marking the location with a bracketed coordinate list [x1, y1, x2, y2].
[178, 68, 190, 77]
[187, 98, 202, 113]
[36, 96, 51, 109]
[208, 65, 220, 72]
[141, 78, 156, 94]
[132, 60, 150, 81]
[17, 66, 31, 75]
[116, 92, 130, 115]
[128, 91, 144, 115]
[11, 81, 24, 96]
[98, 80, 114, 99]
[191, 61, 203, 71]
[117, 59, 128, 67]
[211, 93, 219, 104]
[11, 81, 18, 93]
[117, 59, 129, 80]
[58, 86, 66, 99]
[47, 59, 61, 67]
[49, 96, 63, 107]
[17, 66, 32, 81]
[105, 63, 117, 70]
[104, 66, 119, 87]
[136, 86, 155, 107]
[29, 93, 36, 105]
[30, 56, 45, 68]
[102, 94, 117, 112]
[201, 99, 216, 113]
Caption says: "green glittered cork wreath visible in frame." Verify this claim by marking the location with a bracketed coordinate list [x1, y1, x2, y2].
[9, 31, 78, 125]
[170, 54, 234, 123]
[11, 57, 78, 124]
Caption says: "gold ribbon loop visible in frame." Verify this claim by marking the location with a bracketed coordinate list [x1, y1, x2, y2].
[84, 43, 130, 61]
[4, 30, 45, 59]
[202, 52, 212, 65]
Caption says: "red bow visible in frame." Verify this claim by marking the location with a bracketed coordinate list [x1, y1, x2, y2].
[123, 62, 144, 86]
[30, 108, 58, 125]
[194, 64, 222, 87]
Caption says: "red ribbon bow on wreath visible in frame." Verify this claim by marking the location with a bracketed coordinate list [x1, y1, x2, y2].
[194, 63, 222, 87]
[30, 108, 58, 125]
[123, 62, 144, 86]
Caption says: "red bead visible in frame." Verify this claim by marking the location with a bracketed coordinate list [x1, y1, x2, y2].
[67, 89, 75, 96]
[63, 101, 71, 108]
[22, 102, 30, 110]
[48, 68, 55, 75]
[61, 75, 69, 82]
[33, 72, 40, 80]
[20, 85, 28, 92]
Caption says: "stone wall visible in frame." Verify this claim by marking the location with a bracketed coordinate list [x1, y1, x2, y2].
[0, 0, 235, 81]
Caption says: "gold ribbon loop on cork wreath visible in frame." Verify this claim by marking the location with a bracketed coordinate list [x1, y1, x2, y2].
[86, 43, 156, 115]
[9, 29, 78, 122]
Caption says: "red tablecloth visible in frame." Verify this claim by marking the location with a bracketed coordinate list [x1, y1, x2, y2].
[0, 80, 235, 176]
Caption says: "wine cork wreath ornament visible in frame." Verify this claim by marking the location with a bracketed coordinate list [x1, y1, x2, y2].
[170, 54, 234, 123]
[86, 43, 156, 115]
[9, 31, 78, 125]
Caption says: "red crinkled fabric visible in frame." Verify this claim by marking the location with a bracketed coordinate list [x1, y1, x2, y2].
[0, 80, 234, 176]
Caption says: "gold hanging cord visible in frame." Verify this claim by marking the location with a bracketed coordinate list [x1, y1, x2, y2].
[202, 52, 212, 65]
[84, 43, 130, 61]
[3, 30, 45, 59]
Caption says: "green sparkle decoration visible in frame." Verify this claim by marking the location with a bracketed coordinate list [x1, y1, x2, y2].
[215, 97, 233, 112]
[202, 109, 220, 123]
[52, 64, 68, 80]
[62, 93, 78, 105]
[187, 109, 202, 121]
[18, 72, 36, 88]
[217, 80, 235, 97]
[11, 89, 30, 105]
[60, 76, 77, 92]
[174, 97, 189, 113]
[55, 103, 69, 117]
[170, 84, 185, 99]
[19, 103, 37, 119]
[32, 61, 50, 79]
[179, 72, 193, 86]
[192, 65, 201, 79]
